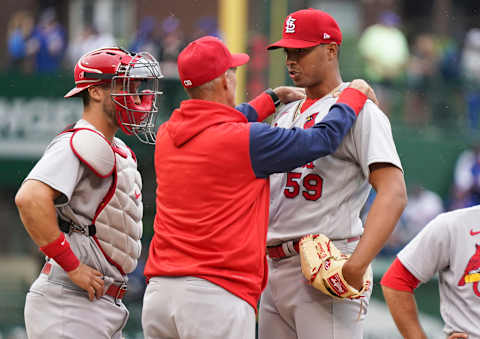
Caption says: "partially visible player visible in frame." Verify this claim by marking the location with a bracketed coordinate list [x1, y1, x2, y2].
[381, 206, 480, 339]
[15, 47, 162, 338]
[141, 36, 377, 339]
[259, 9, 407, 339]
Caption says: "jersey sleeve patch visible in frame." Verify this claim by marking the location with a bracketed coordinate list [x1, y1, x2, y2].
[70, 129, 115, 178]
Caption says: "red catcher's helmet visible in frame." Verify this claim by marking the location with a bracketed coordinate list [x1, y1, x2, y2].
[65, 47, 163, 144]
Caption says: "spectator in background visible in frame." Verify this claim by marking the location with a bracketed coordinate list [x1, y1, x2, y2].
[7, 10, 34, 73]
[130, 16, 162, 61]
[158, 16, 186, 78]
[450, 142, 480, 210]
[191, 16, 221, 40]
[27, 7, 67, 73]
[358, 11, 409, 114]
[438, 38, 462, 85]
[461, 28, 480, 130]
[67, 25, 115, 67]
[404, 34, 439, 126]
[401, 184, 444, 239]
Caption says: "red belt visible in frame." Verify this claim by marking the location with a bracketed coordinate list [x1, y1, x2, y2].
[106, 283, 127, 304]
[267, 236, 361, 260]
[267, 239, 300, 259]
[41, 262, 127, 302]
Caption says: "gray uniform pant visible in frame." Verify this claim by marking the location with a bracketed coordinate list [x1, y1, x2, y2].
[142, 276, 256, 339]
[24, 274, 129, 339]
[258, 239, 372, 339]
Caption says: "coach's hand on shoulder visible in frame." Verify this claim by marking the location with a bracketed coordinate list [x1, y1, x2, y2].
[67, 263, 105, 301]
[272, 86, 305, 104]
[348, 79, 379, 106]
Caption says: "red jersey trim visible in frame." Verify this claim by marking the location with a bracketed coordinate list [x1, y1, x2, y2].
[300, 98, 320, 113]
[380, 257, 420, 293]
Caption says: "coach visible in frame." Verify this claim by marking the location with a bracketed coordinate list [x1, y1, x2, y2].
[141, 35, 374, 339]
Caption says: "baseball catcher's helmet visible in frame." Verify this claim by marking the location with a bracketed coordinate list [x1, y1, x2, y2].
[65, 47, 163, 144]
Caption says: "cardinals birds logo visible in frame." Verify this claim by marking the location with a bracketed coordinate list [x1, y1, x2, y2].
[458, 243, 480, 297]
[304, 113, 319, 129]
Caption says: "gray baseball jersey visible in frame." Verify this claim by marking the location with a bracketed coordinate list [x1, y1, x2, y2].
[26, 119, 125, 283]
[268, 83, 403, 245]
[398, 205, 480, 338]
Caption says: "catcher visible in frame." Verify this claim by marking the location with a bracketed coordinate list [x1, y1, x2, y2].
[15, 47, 162, 338]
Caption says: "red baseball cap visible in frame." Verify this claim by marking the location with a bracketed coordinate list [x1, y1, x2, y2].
[177, 36, 250, 88]
[267, 8, 342, 50]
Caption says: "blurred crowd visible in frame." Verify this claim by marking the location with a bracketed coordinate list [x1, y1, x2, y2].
[356, 11, 480, 254]
[358, 11, 480, 131]
[7, 8, 480, 130]
[7, 8, 66, 74]
[6, 8, 220, 79]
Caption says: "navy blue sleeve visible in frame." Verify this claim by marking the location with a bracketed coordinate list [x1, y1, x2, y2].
[249, 103, 356, 178]
[235, 103, 258, 122]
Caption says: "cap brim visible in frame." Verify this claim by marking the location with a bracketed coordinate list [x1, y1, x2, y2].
[267, 39, 320, 50]
[64, 86, 87, 98]
[231, 53, 250, 67]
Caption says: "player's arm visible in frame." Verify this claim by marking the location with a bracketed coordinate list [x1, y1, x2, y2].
[380, 258, 426, 339]
[382, 286, 444, 339]
[235, 86, 305, 122]
[343, 163, 406, 288]
[249, 80, 372, 177]
[16, 180, 63, 246]
[380, 259, 468, 339]
[15, 179, 104, 301]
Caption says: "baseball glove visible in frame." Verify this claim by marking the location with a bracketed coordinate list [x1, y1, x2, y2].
[299, 234, 372, 299]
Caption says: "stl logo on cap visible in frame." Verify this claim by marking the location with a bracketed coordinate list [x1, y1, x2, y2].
[184, 80, 193, 87]
[285, 16, 296, 33]
[267, 9, 342, 50]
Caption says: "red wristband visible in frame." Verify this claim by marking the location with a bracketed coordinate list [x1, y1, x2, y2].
[336, 87, 368, 116]
[248, 92, 276, 122]
[40, 233, 80, 272]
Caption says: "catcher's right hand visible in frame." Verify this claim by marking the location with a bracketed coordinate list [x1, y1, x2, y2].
[299, 234, 372, 299]
[67, 263, 104, 301]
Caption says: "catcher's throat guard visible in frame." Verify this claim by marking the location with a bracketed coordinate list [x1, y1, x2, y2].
[299, 234, 372, 299]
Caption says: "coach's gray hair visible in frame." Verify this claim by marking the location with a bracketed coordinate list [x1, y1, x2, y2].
[185, 74, 224, 99]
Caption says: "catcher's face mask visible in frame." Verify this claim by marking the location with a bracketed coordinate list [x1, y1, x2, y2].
[110, 52, 163, 144]
[65, 47, 164, 144]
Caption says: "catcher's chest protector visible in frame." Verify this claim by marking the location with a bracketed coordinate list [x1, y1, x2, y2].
[70, 128, 143, 274]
